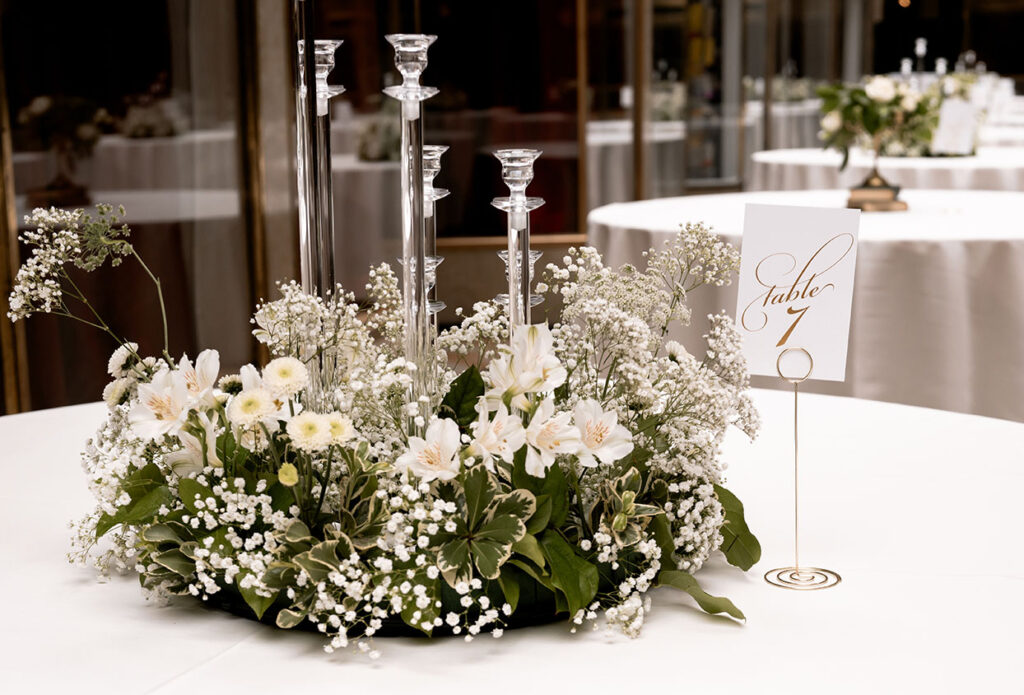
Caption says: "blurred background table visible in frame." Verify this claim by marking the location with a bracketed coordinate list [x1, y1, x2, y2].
[749, 146, 1024, 192]
[589, 189, 1024, 422]
[2, 389, 1020, 694]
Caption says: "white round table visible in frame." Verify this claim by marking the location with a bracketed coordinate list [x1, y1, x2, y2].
[589, 189, 1024, 422]
[749, 146, 1024, 192]
[2, 392, 1020, 693]
[978, 124, 1024, 147]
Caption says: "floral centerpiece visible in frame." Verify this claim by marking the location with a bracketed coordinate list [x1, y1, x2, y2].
[8, 204, 761, 657]
[16, 95, 110, 208]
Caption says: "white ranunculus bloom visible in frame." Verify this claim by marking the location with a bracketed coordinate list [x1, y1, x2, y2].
[468, 401, 526, 470]
[179, 349, 220, 408]
[226, 387, 278, 429]
[573, 399, 634, 468]
[263, 356, 309, 399]
[129, 369, 191, 440]
[865, 75, 897, 103]
[395, 418, 462, 482]
[286, 411, 332, 453]
[524, 397, 581, 477]
[820, 110, 842, 133]
[166, 411, 223, 476]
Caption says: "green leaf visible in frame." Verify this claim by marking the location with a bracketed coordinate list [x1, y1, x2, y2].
[714, 485, 762, 571]
[651, 513, 676, 568]
[276, 608, 305, 629]
[656, 569, 745, 621]
[237, 570, 278, 620]
[399, 570, 440, 635]
[485, 489, 536, 531]
[511, 533, 545, 568]
[538, 531, 598, 617]
[468, 539, 512, 579]
[152, 548, 195, 577]
[284, 520, 314, 544]
[437, 536, 472, 587]
[512, 452, 569, 526]
[440, 365, 485, 430]
[498, 568, 522, 613]
[463, 465, 496, 528]
[96, 484, 174, 538]
[140, 523, 182, 545]
[177, 478, 214, 514]
[526, 494, 553, 534]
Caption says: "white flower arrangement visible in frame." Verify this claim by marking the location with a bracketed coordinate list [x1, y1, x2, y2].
[9, 206, 762, 657]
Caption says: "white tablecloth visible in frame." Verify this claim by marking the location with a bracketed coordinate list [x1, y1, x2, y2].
[589, 189, 1024, 422]
[978, 124, 1024, 147]
[2, 391, 1020, 693]
[749, 146, 1024, 192]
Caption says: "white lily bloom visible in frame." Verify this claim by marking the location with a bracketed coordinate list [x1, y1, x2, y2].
[510, 323, 567, 394]
[524, 397, 581, 477]
[483, 354, 529, 411]
[129, 369, 191, 440]
[468, 401, 526, 470]
[166, 411, 223, 476]
[573, 399, 634, 468]
[179, 349, 220, 408]
[263, 356, 309, 399]
[395, 418, 462, 482]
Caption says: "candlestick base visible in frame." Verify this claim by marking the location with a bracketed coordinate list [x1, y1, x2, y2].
[764, 566, 841, 591]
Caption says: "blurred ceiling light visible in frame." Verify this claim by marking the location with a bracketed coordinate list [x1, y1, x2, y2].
[898, 0, 911, 7]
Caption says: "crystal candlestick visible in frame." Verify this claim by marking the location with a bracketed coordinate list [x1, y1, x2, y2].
[384, 34, 438, 434]
[423, 145, 449, 326]
[295, 37, 345, 299]
[492, 149, 544, 333]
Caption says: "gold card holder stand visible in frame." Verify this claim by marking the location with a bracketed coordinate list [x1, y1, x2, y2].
[764, 347, 842, 591]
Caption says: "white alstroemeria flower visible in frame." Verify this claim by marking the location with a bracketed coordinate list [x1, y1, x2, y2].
[483, 354, 530, 411]
[129, 369, 191, 440]
[395, 418, 462, 482]
[573, 399, 634, 468]
[179, 349, 220, 408]
[166, 411, 223, 476]
[820, 110, 841, 133]
[510, 323, 567, 394]
[286, 411, 331, 453]
[865, 75, 896, 103]
[239, 363, 263, 390]
[262, 356, 309, 399]
[226, 387, 279, 429]
[523, 397, 581, 477]
[468, 401, 526, 471]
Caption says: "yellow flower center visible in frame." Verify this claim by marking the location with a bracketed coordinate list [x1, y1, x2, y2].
[417, 442, 444, 469]
[145, 393, 175, 421]
[584, 420, 610, 447]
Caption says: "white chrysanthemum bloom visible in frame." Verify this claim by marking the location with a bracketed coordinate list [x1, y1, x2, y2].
[102, 378, 131, 409]
[665, 340, 688, 363]
[510, 323, 567, 395]
[325, 412, 355, 445]
[107, 342, 139, 378]
[820, 110, 841, 133]
[262, 356, 309, 399]
[286, 412, 331, 452]
[524, 397, 581, 477]
[165, 411, 223, 476]
[395, 418, 461, 482]
[865, 75, 896, 103]
[227, 387, 278, 428]
[573, 399, 634, 468]
[179, 349, 219, 408]
[128, 368, 191, 440]
[468, 401, 526, 471]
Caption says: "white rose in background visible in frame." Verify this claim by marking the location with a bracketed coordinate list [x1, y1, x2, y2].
[129, 368, 191, 440]
[179, 349, 220, 408]
[396, 418, 462, 482]
[820, 110, 841, 133]
[524, 397, 581, 477]
[573, 399, 634, 468]
[865, 75, 897, 103]
[468, 401, 526, 471]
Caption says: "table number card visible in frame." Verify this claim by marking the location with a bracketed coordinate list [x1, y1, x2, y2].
[735, 204, 859, 381]
[931, 99, 981, 156]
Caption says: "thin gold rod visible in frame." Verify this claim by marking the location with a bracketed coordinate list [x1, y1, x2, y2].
[793, 380, 799, 571]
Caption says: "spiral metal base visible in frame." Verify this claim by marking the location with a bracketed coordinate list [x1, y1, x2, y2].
[764, 567, 841, 591]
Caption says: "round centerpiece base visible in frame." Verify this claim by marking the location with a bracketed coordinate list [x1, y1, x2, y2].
[764, 566, 841, 591]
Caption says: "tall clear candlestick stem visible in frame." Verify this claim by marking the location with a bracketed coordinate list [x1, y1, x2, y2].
[493, 149, 544, 336]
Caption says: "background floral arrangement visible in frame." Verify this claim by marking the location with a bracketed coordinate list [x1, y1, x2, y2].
[8, 204, 761, 658]
[817, 75, 940, 165]
[16, 95, 110, 179]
